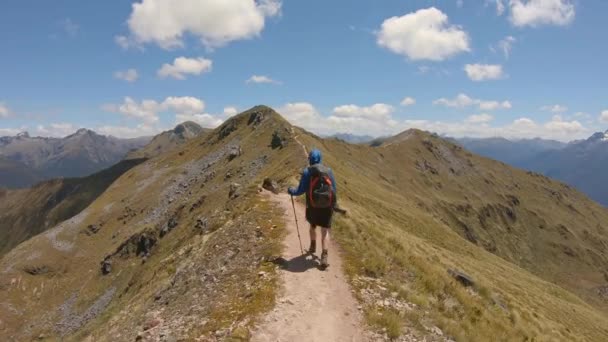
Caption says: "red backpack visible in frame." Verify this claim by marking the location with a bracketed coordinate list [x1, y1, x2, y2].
[308, 164, 335, 209]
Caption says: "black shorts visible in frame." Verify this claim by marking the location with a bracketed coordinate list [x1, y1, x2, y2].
[306, 207, 333, 228]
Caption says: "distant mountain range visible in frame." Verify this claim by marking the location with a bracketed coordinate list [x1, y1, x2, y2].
[0, 129, 150, 189]
[126, 121, 208, 159]
[456, 131, 608, 206]
[330, 133, 375, 144]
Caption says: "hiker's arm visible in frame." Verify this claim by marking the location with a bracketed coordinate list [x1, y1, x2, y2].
[330, 168, 338, 207]
[288, 168, 310, 196]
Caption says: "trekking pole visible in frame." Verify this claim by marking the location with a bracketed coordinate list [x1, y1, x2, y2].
[291, 195, 305, 255]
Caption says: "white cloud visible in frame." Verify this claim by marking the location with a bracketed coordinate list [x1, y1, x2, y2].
[274, 100, 588, 141]
[175, 113, 224, 128]
[278, 102, 324, 129]
[541, 104, 568, 113]
[104, 97, 162, 124]
[103, 96, 227, 132]
[376, 7, 470, 61]
[246, 75, 282, 85]
[544, 115, 584, 134]
[509, 0, 575, 27]
[35, 123, 78, 138]
[163, 96, 205, 114]
[401, 97, 416, 106]
[60, 18, 79, 37]
[434, 94, 475, 108]
[223, 107, 239, 117]
[464, 64, 505, 81]
[600, 110, 608, 123]
[97, 123, 162, 139]
[158, 57, 213, 80]
[479, 100, 512, 110]
[0, 128, 22, 136]
[434, 93, 512, 110]
[0, 103, 11, 118]
[113, 69, 139, 82]
[333, 104, 394, 120]
[466, 113, 494, 124]
[493, 36, 516, 59]
[277, 102, 400, 137]
[124, 0, 281, 49]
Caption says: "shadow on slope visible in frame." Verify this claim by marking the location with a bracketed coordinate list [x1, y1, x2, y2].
[0, 158, 147, 256]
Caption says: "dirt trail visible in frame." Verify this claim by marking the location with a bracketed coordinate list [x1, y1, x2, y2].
[252, 192, 369, 342]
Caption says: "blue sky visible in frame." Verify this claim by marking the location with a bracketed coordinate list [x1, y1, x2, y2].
[0, 0, 607, 141]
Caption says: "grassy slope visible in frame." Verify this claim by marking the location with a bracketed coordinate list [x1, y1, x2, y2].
[2, 107, 608, 341]
[296, 128, 608, 341]
[0, 158, 146, 257]
[0, 107, 301, 341]
[125, 127, 211, 160]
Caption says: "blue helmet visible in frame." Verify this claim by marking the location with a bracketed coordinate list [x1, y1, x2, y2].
[308, 149, 322, 165]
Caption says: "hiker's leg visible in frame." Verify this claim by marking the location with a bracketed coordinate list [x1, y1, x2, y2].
[308, 224, 317, 253]
[310, 224, 317, 242]
[321, 227, 330, 252]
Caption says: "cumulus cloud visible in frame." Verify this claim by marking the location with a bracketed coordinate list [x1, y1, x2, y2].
[35, 123, 78, 137]
[544, 115, 583, 134]
[246, 75, 281, 85]
[600, 110, 608, 123]
[509, 0, 575, 27]
[433, 93, 512, 110]
[277, 102, 401, 137]
[97, 123, 162, 139]
[104, 97, 162, 124]
[223, 107, 239, 117]
[114, 69, 139, 82]
[123, 0, 281, 49]
[277, 101, 587, 141]
[163, 96, 205, 114]
[0, 128, 22, 136]
[103, 96, 227, 131]
[479, 100, 512, 111]
[333, 104, 394, 120]
[0, 103, 11, 118]
[376, 7, 470, 61]
[464, 64, 505, 81]
[175, 113, 224, 128]
[541, 104, 568, 113]
[401, 97, 416, 106]
[158, 57, 213, 80]
[466, 113, 494, 124]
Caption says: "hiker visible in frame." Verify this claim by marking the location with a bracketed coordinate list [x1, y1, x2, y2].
[288, 149, 337, 268]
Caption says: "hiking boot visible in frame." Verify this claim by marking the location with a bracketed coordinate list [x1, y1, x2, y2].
[307, 240, 317, 255]
[321, 250, 329, 268]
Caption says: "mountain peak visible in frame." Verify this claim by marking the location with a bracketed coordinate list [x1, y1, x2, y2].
[587, 131, 608, 143]
[16, 131, 30, 139]
[173, 121, 203, 138]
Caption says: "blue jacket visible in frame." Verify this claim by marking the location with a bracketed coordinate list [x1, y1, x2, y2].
[289, 164, 337, 198]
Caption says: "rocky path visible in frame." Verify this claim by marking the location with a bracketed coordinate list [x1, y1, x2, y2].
[251, 192, 368, 342]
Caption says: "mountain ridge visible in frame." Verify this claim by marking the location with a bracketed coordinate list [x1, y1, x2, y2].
[1, 106, 608, 341]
